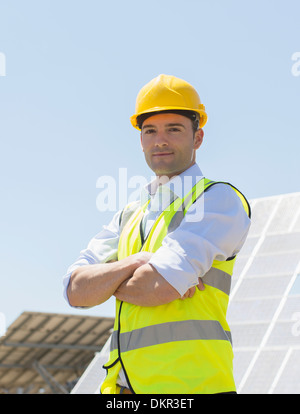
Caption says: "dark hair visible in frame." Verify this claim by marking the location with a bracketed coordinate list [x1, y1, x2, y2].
[137, 110, 200, 133]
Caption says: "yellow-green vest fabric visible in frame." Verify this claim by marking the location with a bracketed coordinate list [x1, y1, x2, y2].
[101, 178, 250, 394]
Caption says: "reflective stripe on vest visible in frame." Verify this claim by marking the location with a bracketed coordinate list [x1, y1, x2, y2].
[110, 319, 233, 354]
[101, 178, 250, 394]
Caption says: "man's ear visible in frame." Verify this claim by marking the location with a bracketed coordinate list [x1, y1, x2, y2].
[194, 128, 204, 149]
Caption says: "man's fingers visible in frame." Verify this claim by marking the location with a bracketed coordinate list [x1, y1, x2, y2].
[188, 286, 196, 298]
[181, 280, 205, 300]
[197, 277, 205, 291]
[180, 290, 189, 300]
[181, 286, 196, 300]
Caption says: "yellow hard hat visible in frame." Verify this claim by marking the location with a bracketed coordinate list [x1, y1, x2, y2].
[130, 74, 207, 130]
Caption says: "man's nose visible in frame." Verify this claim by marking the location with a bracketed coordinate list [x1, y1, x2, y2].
[154, 131, 168, 146]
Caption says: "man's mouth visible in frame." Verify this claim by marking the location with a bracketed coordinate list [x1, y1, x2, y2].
[152, 152, 174, 157]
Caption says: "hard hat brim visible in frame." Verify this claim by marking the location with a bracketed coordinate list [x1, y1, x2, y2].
[131, 106, 207, 130]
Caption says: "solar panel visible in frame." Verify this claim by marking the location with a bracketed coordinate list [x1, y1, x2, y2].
[240, 350, 287, 394]
[228, 192, 300, 394]
[0, 312, 114, 394]
[272, 349, 300, 393]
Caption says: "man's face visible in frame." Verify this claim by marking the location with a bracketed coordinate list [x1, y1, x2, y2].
[140, 113, 203, 179]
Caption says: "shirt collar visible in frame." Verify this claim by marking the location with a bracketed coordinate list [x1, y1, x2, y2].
[140, 163, 204, 205]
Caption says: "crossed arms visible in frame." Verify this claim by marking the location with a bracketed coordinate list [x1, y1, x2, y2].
[67, 252, 204, 308]
[66, 183, 250, 309]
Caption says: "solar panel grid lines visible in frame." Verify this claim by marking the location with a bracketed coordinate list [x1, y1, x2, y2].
[272, 349, 300, 393]
[0, 312, 114, 394]
[229, 192, 300, 394]
[230, 196, 282, 301]
[237, 257, 300, 393]
[288, 205, 300, 232]
[267, 348, 293, 394]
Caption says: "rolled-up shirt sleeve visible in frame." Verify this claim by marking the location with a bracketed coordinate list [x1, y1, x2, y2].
[148, 183, 251, 296]
[62, 210, 121, 306]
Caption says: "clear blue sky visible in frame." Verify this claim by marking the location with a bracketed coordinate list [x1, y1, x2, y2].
[0, 0, 299, 326]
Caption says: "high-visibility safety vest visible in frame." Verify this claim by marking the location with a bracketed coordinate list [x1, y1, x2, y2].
[101, 178, 251, 394]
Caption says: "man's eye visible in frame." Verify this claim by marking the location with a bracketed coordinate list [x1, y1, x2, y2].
[168, 127, 180, 132]
[144, 129, 155, 134]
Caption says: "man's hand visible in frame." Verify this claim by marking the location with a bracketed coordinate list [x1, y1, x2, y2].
[114, 262, 183, 306]
[133, 251, 153, 267]
[180, 277, 205, 300]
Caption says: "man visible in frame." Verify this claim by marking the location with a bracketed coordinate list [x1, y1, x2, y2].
[63, 74, 251, 394]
